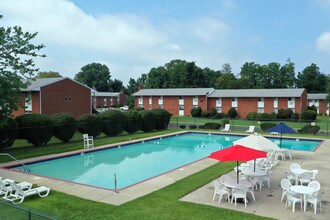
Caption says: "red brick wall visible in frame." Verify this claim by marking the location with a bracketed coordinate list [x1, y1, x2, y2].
[278, 98, 288, 110]
[300, 90, 308, 112]
[163, 96, 178, 115]
[31, 91, 41, 114]
[222, 98, 232, 115]
[41, 79, 91, 118]
[11, 94, 26, 117]
[237, 98, 258, 118]
[199, 95, 207, 112]
[264, 98, 274, 113]
[184, 96, 193, 116]
[119, 93, 127, 105]
[319, 100, 327, 114]
[207, 98, 216, 110]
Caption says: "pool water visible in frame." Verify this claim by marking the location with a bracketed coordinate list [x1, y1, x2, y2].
[13, 133, 322, 190]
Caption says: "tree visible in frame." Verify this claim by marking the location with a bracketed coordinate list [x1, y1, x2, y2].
[0, 15, 45, 122]
[74, 63, 111, 92]
[109, 79, 124, 92]
[297, 63, 328, 93]
[35, 71, 61, 78]
[239, 62, 262, 89]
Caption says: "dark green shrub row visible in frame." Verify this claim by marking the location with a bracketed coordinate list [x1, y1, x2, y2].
[247, 109, 300, 121]
[189, 125, 197, 129]
[301, 110, 317, 121]
[179, 125, 186, 129]
[0, 118, 18, 149]
[50, 113, 76, 142]
[204, 123, 221, 130]
[191, 106, 202, 117]
[298, 125, 320, 135]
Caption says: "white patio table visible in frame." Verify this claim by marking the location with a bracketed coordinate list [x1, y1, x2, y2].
[290, 168, 309, 185]
[290, 185, 316, 212]
[223, 178, 252, 189]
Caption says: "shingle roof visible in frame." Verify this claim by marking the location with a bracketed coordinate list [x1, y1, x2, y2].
[208, 88, 305, 98]
[133, 88, 215, 96]
[21, 77, 91, 91]
[307, 93, 328, 100]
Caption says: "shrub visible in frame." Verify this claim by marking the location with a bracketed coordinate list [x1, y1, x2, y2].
[201, 111, 210, 118]
[270, 112, 277, 120]
[291, 113, 300, 121]
[221, 118, 230, 127]
[204, 123, 221, 130]
[150, 109, 171, 130]
[209, 108, 217, 117]
[50, 113, 76, 142]
[99, 110, 127, 136]
[198, 125, 205, 129]
[227, 107, 237, 119]
[246, 112, 258, 120]
[77, 114, 102, 138]
[179, 125, 186, 129]
[301, 110, 317, 121]
[191, 106, 202, 117]
[15, 114, 54, 146]
[256, 113, 272, 121]
[0, 118, 18, 149]
[124, 110, 142, 134]
[277, 109, 287, 119]
[300, 125, 320, 135]
[260, 122, 277, 132]
[189, 124, 197, 129]
[286, 108, 294, 119]
[214, 112, 227, 119]
[307, 105, 318, 113]
[139, 110, 156, 132]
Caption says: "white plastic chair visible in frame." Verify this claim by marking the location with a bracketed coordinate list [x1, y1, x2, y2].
[308, 181, 321, 192]
[284, 147, 293, 160]
[285, 190, 302, 212]
[212, 181, 230, 204]
[221, 124, 231, 132]
[245, 126, 255, 134]
[3, 181, 50, 204]
[260, 171, 271, 189]
[247, 178, 257, 201]
[311, 169, 318, 181]
[298, 171, 314, 186]
[307, 191, 324, 214]
[83, 134, 94, 149]
[284, 170, 295, 184]
[231, 186, 248, 207]
[290, 163, 301, 170]
[281, 179, 292, 202]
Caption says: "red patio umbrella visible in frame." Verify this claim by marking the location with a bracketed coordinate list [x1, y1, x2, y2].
[208, 144, 267, 183]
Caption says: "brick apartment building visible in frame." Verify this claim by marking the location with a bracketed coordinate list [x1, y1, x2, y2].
[307, 93, 329, 115]
[12, 77, 92, 119]
[133, 88, 311, 118]
[92, 91, 127, 109]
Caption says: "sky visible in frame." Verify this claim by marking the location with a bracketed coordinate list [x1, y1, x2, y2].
[1, 0, 330, 86]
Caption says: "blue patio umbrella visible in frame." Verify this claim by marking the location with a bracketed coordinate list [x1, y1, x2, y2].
[267, 122, 296, 147]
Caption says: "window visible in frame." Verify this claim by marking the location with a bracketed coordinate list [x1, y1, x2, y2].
[25, 92, 32, 111]
[257, 108, 264, 113]
[103, 98, 107, 107]
[159, 104, 163, 109]
[216, 107, 222, 113]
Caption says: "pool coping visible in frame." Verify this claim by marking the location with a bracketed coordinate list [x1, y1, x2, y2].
[0, 131, 325, 206]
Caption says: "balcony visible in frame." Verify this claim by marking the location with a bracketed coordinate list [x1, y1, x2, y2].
[179, 99, 184, 105]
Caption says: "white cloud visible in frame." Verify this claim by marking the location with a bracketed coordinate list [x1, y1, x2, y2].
[316, 32, 330, 53]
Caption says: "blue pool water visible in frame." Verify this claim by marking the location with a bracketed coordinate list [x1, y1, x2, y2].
[13, 133, 322, 190]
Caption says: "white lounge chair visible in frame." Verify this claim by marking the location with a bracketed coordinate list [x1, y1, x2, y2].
[83, 134, 94, 149]
[0, 179, 32, 197]
[221, 124, 231, 132]
[3, 181, 50, 204]
[245, 126, 255, 134]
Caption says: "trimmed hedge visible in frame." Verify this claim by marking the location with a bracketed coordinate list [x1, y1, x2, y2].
[139, 110, 156, 132]
[15, 114, 54, 146]
[301, 110, 317, 121]
[227, 107, 237, 119]
[214, 112, 227, 119]
[204, 123, 221, 130]
[189, 124, 197, 129]
[124, 110, 142, 134]
[191, 106, 202, 117]
[209, 108, 217, 117]
[201, 111, 210, 118]
[50, 113, 76, 142]
[246, 112, 258, 120]
[77, 114, 102, 138]
[299, 125, 320, 135]
[0, 118, 18, 149]
[99, 110, 127, 136]
[179, 125, 186, 129]
[150, 109, 171, 130]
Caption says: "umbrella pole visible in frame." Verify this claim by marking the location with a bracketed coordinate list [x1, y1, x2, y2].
[237, 161, 239, 183]
[254, 159, 256, 172]
[280, 133, 283, 148]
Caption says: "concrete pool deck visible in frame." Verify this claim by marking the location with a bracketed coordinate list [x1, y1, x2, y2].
[0, 131, 329, 219]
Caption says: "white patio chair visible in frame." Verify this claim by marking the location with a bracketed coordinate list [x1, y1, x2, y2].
[285, 190, 302, 212]
[284, 146, 293, 160]
[212, 181, 230, 204]
[308, 181, 321, 192]
[247, 178, 257, 201]
[0, 179, 32, 197]
[259, 171, 271, 189]
[281, 179, 292, 202]
[298, 171, 314, 186]
[221, 124, 231, 132]
[306, 191, 325, 214]
[245, 126, 255, 134]
[290, 163, 301, 170]
[311, 169, 318, 181]
[284, 170, 295, 184]
[3, 181, 50, 204]
[231, 186, 248, 207]
[83, 134, 94, 149]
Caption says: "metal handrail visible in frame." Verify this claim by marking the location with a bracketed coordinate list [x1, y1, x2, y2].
[0, 153, 30, 172]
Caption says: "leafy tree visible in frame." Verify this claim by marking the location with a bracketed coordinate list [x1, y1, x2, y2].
[215, 73, 238, 89]
[35, 71, 61, 78]
[109, 79, 124, 92]
[239, 62, 262, 89]
[0, 15, 45, 122]
[297, 63, 327, 93]
[74, 63, 111, 92]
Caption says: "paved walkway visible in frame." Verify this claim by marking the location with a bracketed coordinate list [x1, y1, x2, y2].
[181, 139, 330, 220]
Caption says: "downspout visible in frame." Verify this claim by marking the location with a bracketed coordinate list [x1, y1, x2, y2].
[39, 90, 42, 113]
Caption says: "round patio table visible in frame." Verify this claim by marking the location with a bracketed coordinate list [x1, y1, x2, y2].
[223, 179, 252, 189]
[290, 185, 315, 212]
[290, 168, 309, 185]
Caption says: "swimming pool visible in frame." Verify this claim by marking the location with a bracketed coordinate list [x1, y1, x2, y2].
[11, 132, 322, 191]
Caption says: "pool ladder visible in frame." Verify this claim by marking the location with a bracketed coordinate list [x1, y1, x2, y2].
[0, 153, 31, 172]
